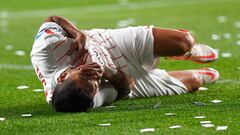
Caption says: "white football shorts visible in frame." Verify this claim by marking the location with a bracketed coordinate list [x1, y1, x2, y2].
[109, 26, 188, 98]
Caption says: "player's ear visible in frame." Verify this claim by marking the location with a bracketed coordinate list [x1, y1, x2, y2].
[58, 72, 67, 83]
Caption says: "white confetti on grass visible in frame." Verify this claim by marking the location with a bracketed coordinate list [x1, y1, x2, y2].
[223, 33, 232, 39]
[153, 101, 161, 109]
[15, 50, 26, 56]
[200, 121, 212, 124]
[169, 125, 182, 129]
[5, 45, 13, 50]
[0, 117, 5, 121]
[165, 113, 176, 116]
[98, 123, 111, 126]
[211, 34, 221, 41]
[21, 114, 32, 117]
[221, 52, 232, 58]
[105, 105, 116, 108]
[217, 16, 227, 23]
[216, 126, 228, 131]
[33, 89, 44, 92]
[194, 116, 206, 119]
[234, 21, 240, 29]
[118, 0, 128, 5]
[0, 11, 9, 19]
[117, 18, 136, 28]
[0, 64, 33, 70]
[17, 85, 29, 90]
[198, 87, 208, 91]
[211, 100, 223, 103]
[140, 128, 155, 133]
[202, 124, 215, 128]
[236, 40, 240, 46]
[194, 101, 207, 106]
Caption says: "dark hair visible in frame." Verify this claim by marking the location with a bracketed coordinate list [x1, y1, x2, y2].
[52, 78, 94, 112]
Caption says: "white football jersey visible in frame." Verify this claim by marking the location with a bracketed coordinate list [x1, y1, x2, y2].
[31, 22, 124, 105]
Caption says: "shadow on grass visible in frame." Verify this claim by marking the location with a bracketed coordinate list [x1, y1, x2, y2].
[0, 96, 172, 118]
[1, 93, 235, 119]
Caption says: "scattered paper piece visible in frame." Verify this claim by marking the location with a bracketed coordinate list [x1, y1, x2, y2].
[194, 101, 207, 106]
[223, 33, 231, 39]
[221, 52, 232, 58]
[118, 0, 128, 5]
[0, 11, 8, 19]
[194, 116, 206, 119]
[234, 21, 240, 29]
[21, 114, 32, 117]
[153, 101, 161, 109]
[0, 117, 5, 121]
[216, 126, 228, 131]
[98, 123, 111, 126]
[140, 128, 155, 133]
[165, 113, 176, 116]
[169, 125, 182, 129]
[211, 34, 221, 41]
[198, 87, 208, 91]
[15, 50, 26, 56]
[211, 100, 222, 103]
[217, 16, 227, 23]
[117, 18, 136, 28]
[17, 85, 29, 90]
[105, 105, 116, 108]
[200, 121, 211, 124]
[237, 67, 240, 70]
[33, 89, 44, 92]
[202, 124, 215, 128]
[236, 40, 240, 46]
[5, 45, 13, 50]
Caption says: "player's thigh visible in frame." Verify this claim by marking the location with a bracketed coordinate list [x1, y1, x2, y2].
[111, 26, 155, 66]
[152, 28, 195, 57]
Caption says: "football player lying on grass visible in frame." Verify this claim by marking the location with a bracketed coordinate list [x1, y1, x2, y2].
[31, 16, 219, 112]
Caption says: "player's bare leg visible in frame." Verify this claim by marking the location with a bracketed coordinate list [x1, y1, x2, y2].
[152, 28, 194, 57]
[167, 68, 219, 92]
[152, 28, 218, 63]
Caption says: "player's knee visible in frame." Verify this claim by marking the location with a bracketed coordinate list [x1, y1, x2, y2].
[177, 32, 195, 55]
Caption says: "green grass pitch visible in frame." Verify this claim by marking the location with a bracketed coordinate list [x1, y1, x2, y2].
[0, 0, 240, 134]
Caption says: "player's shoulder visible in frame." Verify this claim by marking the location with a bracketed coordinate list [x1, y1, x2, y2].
[37, 22, 63, 34]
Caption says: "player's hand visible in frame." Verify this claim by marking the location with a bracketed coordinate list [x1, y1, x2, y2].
[77, 63, 104, 83]
[102, 67, 134, 99]
[102, 66, 117, 81]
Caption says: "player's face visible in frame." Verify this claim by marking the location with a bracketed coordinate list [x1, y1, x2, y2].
[64, 63, 103, 96]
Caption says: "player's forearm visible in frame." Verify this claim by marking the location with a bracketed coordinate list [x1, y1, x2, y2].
[45, 15, 81, 38]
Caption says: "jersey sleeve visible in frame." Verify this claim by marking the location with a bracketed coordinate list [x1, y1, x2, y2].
[31, 22, 74, 104]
